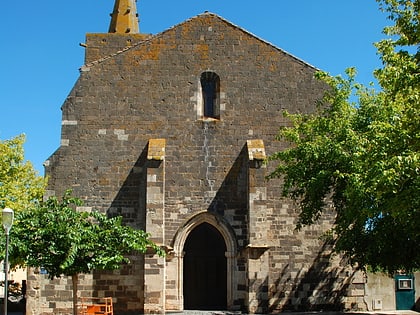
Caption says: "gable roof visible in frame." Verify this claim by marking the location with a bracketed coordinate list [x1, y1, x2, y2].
[81, 12, 318, 72]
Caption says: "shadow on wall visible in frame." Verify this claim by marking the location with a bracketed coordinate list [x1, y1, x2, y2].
[106, 143, 148, 228]
[86, 138, 356, 313]
[91, 143, 150, 314]
[206, 144, 249, 244]
[202, 141, 353, 312]
[207, 144, 249, 214]
[268, 242, 354, 312]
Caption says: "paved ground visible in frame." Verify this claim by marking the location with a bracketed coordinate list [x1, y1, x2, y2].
[5, 310, 420, 315]
[178, 311, 420, 315]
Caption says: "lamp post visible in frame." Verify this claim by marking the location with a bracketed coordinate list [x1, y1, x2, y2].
[2, 208, 14, 315]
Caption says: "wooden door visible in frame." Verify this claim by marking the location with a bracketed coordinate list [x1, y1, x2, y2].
[183, 223, 227, 310]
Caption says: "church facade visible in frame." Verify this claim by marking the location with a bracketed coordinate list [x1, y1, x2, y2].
[26, 1, 404, 314]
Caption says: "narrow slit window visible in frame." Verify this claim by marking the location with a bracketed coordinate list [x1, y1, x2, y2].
[200, 71, 220, 119]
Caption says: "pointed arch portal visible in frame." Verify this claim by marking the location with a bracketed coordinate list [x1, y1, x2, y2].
[183, 222, 227, 310]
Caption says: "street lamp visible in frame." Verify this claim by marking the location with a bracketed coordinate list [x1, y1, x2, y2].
[2, 208, 14, 315]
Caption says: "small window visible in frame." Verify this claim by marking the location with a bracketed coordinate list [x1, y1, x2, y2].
[397, 279, 413, 290]
[200, 71, 220, 119]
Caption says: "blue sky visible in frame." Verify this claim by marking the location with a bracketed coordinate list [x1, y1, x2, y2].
[1, 0, 390, 174]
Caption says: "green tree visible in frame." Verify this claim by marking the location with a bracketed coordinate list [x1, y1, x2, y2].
[7, 191, 164, 315]
[268, 0, 419, 274]
[0, 134, 46, 211]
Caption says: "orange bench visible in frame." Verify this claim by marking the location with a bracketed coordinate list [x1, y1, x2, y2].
[80, 297, 113, 315]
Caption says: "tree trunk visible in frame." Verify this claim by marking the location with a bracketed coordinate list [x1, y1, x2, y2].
[72, 274, 79, 315]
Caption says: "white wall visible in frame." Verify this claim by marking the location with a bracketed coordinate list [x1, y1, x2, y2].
[0, 261, 26, 297]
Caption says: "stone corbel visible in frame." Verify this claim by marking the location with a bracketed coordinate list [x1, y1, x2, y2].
[246, 139, 266, 168]
[243, 244, 270, 259]
[147, 138, 166, 161]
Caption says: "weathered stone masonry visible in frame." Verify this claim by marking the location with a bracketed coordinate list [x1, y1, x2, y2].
[27, 4, 373, 315]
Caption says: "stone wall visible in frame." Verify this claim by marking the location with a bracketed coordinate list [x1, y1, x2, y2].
[30, 12, 354, 315]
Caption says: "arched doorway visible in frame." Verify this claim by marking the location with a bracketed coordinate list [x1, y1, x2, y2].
[183, 222, 227, 310]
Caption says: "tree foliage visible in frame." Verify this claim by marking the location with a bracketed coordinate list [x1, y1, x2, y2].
[0, 134, 46, 211]
[9, 191, 164, 277]
[5, 190, 164, 315]
[268, 0, 419, 273]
